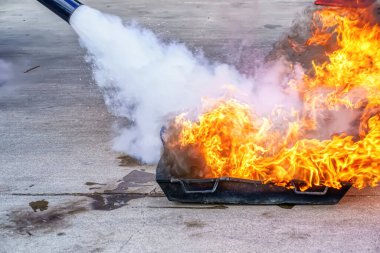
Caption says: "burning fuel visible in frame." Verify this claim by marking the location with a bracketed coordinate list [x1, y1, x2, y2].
[166, 8, 380, 190]
[64, 3, 379, 191]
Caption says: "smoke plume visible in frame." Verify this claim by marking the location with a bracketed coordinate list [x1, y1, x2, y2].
[70, 6, 303, 163]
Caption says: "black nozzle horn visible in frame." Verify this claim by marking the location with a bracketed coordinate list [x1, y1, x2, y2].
[37, 0, 83, 23]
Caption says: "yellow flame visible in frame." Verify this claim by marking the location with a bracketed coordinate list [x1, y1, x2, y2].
[167, 8, 380, 190]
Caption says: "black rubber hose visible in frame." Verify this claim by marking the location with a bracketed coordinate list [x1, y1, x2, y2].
[37, 0, 83, 23]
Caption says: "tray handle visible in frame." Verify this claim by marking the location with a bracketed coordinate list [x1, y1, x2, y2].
[291, 181, 328, 195]
[171, 178, 220, 194]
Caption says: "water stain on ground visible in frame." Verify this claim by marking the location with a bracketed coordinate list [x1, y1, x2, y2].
[3, 200, 87, 235]
[111, 170, 155, 192]
[29, 199, 49, 212]
[89, 193, 147, 211]
[89, 170, 155, 211]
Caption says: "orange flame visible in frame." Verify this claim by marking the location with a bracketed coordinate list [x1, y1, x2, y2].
[167, 8, 380, 190]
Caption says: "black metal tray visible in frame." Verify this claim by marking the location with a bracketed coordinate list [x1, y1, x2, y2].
[156, 155, 352, 205]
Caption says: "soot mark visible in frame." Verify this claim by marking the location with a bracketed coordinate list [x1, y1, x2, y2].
[3, 201, 87, 235]
[89, 193, 146, 211]
[29, 200, 49, 212]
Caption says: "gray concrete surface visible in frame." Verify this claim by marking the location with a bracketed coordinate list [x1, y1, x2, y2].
[0, 0, 379, 252]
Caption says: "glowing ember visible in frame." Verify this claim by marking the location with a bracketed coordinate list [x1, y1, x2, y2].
[166, 8, 380, 190]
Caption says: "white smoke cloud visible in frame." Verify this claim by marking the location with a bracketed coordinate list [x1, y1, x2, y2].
[70, 6, 300, 163]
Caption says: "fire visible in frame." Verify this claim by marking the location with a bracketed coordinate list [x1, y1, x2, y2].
[166, 7, 380, 190]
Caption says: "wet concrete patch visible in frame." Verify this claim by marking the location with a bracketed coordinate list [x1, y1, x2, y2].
[29, 199, 48, 212]
[83, 170, 156, 210]
[111, 170, 155, 192]
[3, 200, 88, 235]
[90, 193, 146, 211]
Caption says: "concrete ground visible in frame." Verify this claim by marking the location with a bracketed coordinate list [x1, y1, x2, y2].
[0, 0, 379, 252]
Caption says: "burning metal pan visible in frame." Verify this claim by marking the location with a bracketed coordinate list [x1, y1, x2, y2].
[156, 155, 352, 205]
[157, 127, 352, 205]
